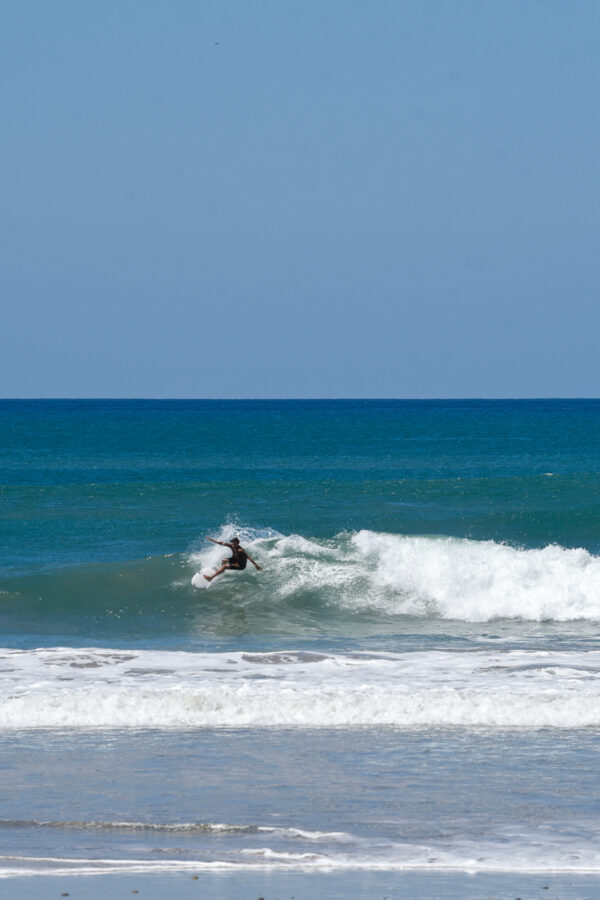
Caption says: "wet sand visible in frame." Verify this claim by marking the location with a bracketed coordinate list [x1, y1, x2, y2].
[2, 870, 600, 900]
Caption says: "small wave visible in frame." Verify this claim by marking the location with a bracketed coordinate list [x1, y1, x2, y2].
[4, 828, 600, 875]
[0, 819, 350, 841]
[0, 819, 258, 835]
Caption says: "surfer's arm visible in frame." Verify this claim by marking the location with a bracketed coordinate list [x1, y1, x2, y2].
[206, 537, 231, 547]
[245, 553, 263, 571]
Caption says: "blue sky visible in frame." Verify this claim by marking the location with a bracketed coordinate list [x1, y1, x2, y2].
[2, 0, 599, 397]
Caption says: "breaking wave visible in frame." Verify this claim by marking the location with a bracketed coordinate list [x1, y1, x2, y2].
[192, 527, 600, 623]
[2, 528, 599, 637]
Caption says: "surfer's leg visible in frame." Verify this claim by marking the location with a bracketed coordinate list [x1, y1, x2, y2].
[204, 561, 241, 582]
[204, 564, 228, 582]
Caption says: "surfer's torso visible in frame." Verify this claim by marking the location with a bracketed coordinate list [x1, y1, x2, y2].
[228, 545, 247, 569]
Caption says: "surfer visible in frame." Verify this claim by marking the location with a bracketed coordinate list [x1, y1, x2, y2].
[203, 536, 263, 582]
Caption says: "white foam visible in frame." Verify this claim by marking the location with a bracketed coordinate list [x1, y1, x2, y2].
[4, 825, 600, 875]
[195, 530, 600, 623]
[3, 646, 600, 728]
[0, 856, 239, 877]
[352, 531, 600, 622]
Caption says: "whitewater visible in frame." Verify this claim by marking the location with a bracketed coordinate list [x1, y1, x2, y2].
[3, 645, 600, 728]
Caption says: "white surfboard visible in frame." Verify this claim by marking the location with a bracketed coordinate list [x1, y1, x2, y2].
[192, 571, 212, 589]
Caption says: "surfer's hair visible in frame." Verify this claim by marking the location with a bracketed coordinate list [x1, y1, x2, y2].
[231, 537, 240, 545]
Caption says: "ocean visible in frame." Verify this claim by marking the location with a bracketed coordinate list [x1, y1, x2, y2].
[1, 399, 600, 888]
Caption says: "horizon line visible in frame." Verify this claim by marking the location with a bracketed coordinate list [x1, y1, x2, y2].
[1, 397, 599, 403]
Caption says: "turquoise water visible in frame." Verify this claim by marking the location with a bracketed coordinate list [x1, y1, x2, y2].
[1, 400, 600, 880]
[3, 399, 600, 574]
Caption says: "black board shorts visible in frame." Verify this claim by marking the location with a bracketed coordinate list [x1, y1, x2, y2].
[227, 558, 247, 570]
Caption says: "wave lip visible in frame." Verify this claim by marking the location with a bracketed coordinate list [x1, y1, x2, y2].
[3, 646, 600, 729]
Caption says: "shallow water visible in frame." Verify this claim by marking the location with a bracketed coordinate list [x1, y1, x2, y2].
[2, 728, 600, 874]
